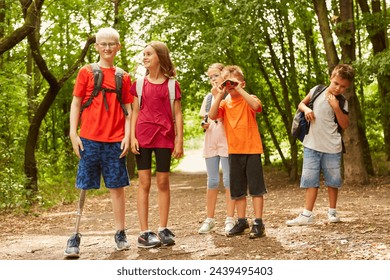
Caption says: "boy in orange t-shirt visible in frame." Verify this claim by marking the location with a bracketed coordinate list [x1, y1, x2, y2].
[209, 65, 267, 239]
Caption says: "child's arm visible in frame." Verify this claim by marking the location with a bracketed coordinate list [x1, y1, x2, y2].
[298, 92, 314, 122]
[69, 96, 83, 159]
[236, 86, 262, 111]
[130, 97, 140, 155]
[208, 89, 225, 120]
[172, 100, 184, 159]
[120, 103, 132, 158]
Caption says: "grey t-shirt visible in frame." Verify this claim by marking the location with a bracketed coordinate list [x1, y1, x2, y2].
[302, 87, 348, 153]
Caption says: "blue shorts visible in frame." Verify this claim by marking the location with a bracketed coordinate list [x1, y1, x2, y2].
[76, 138, 130, 190]
[300, 147, 342, 189]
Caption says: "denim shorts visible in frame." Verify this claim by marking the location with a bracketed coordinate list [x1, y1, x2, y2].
[76, 138, 130, 190]
[300, 147, 342, 188]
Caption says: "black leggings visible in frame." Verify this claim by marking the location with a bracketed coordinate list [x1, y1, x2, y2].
[136, 148, 172, 172]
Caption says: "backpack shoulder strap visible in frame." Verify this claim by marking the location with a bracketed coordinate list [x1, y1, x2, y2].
[205, 93, 213, 114]
[168, 78, 176, 120]
[90, 63, 103, 92]
[80, 63, 103, 115]
[136, 77, 145, 108]
[115, 66, 124, 93]
[336, 94, 347, 114]
[114, 66, 128, 116]
[309, 85, 327, 107]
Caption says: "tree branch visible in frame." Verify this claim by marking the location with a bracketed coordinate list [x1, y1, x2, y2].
[0, 0, 44, 55]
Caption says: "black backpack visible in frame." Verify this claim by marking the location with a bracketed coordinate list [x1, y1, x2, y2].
[79, 63, 128, 116]
[291, 85, 346, 143]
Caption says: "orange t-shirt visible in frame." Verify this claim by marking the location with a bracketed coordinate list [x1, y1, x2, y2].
[217, 95, 263, 154]
[73, 65, 133, 142]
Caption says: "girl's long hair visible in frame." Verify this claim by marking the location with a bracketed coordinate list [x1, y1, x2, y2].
[145, 41, 176, 78]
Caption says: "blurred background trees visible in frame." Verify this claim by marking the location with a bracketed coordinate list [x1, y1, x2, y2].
[0, 0, 388, 212]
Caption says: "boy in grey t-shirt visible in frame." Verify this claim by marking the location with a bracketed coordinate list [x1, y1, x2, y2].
[286, 64, 355, 226]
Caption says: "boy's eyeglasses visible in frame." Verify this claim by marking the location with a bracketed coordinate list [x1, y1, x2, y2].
[97, 42, 118, 48]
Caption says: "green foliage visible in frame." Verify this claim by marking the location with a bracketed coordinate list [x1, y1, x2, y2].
[0, 66, 31, 212]
[1, 0, 389, 212]
[0, 167, 30, 212]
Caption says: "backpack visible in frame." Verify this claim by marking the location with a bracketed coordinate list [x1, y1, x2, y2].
[79, 63, 128, 116]
[291, 85, 347, 146]
[291, 85, 327, 142]
[205, 93, 213, 114]
[135, 77, 176, 121]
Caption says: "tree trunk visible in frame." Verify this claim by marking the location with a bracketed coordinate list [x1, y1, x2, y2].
[312, 0, 339, 72]
[338, 0, 369, 183]
[24, 32, 95, 192]
[313, 0, 369, 183]
[357, 0, 390, 161]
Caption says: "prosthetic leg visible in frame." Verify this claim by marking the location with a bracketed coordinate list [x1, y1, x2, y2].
[64, 189, 86, 258]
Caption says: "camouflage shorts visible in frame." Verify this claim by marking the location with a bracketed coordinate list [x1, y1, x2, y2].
[76, 138, 130, 190]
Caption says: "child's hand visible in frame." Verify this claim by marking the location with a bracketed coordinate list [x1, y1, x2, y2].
[119, 137, 130, 158]
[172, 142, 184, 159]
[70, 133, 83, 159]
[131, 138, 140, 155]
[211, 81, 219, 95]
[201, 122, 210, 130]
[327, 93, 339, 109]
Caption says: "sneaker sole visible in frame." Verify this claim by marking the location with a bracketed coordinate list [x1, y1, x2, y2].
[137, 242, 161, 249]
[226, 228, 250, 237]
[161, 241, 175, 246]
[287, 223, 314, 227]
[286, 219, 314, 226]
[116, 245, 130, 251]
[64, 251, 80, 258]
[198, 228, 215, 234]
[249, 232, 266, 239]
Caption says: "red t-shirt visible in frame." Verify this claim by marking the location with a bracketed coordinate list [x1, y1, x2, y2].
[73, 65, 133, 142]
[130, 78, 181, 149]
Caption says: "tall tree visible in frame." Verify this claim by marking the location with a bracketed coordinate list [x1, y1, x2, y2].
[313, 0, 369, 183]
[24, 27, 95, 191]
[357, 0, 390, 161]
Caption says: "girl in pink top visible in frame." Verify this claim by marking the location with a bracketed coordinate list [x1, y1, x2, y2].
[198, 63, 235, 235]
[130, 41, 184, 248]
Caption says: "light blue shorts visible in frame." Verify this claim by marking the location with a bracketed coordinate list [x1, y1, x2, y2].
[300, 147, 342, 188]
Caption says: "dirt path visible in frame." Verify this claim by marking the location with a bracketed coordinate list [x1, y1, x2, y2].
[0, 152, 389, 260]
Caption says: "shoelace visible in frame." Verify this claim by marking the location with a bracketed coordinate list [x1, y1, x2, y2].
[116, 231, 127, 242]
[143, 232, 156, 240]
[161, 228, 175, 237]
[68, 234, 80, 247]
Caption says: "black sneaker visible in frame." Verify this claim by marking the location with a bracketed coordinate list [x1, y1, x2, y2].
[64, 233, 81, 258]
[249, 223, 266, 239]
[137, 231, 161, 248]
[158, 228, 175, 246]
[115, 230, 130, 251]
[227, 219, 250, 237]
